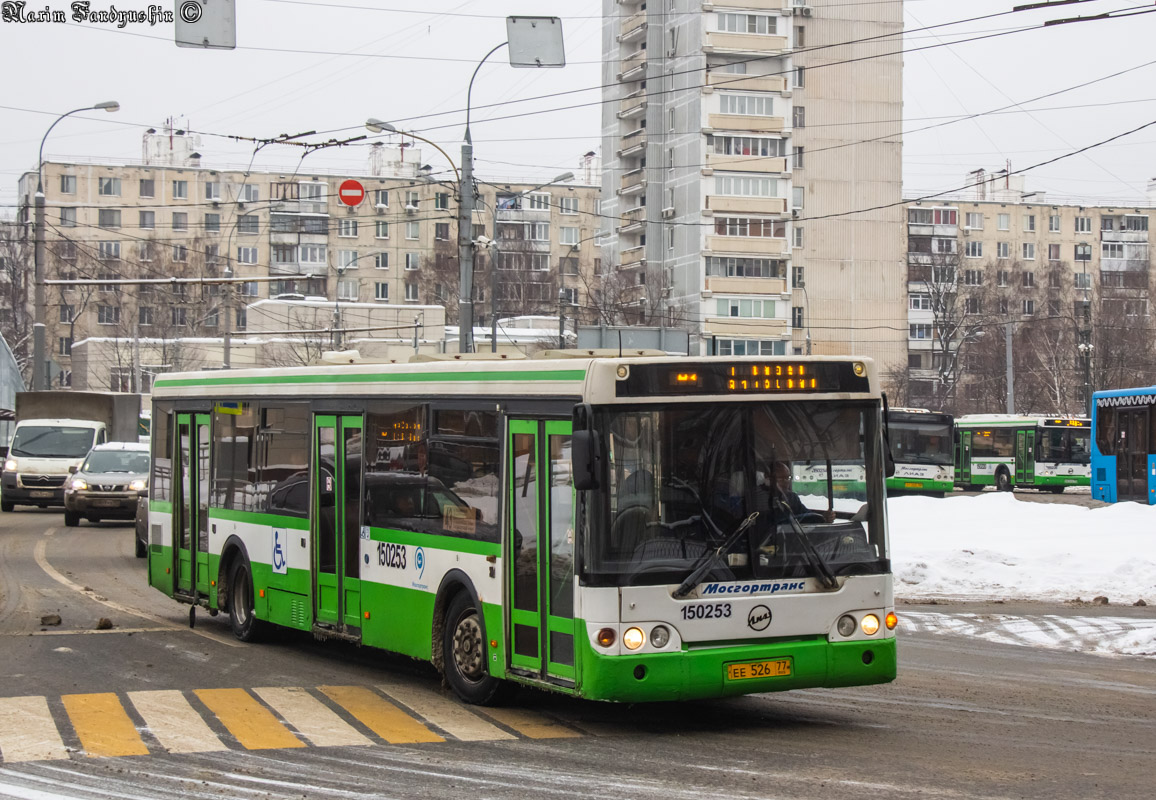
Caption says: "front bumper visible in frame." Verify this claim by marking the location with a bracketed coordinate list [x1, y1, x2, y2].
[64, 490, 143, 517]
[2, 471, 66, 505]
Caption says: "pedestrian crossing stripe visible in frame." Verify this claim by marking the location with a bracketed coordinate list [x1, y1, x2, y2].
[0, 684, 586, 764]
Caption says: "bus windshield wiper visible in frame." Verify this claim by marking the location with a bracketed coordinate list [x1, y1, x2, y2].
[775, 498, 839, 589]
[672, 512, 759, 599]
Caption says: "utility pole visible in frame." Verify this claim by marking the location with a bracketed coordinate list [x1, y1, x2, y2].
[1005, 322, 1015, 414]
[222, 265, 233, 369]
[458, 140, 475, 354]
[32, 192, 46, 390]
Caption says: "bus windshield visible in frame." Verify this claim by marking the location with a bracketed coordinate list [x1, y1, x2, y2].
[1037, 428, 1091, 465]
[889, 420, 953, 465]
[586, 401, 888, 587]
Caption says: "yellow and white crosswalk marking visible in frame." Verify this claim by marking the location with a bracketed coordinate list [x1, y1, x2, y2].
[0, 696, 70, 762]
[127, 690, 228, 754]
[0, 683, 599, 765]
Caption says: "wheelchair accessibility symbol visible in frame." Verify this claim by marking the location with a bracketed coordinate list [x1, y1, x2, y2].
[272, 528, 288, 574]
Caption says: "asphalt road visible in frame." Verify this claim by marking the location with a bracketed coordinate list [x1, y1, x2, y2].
[0, 506, 1153, 800]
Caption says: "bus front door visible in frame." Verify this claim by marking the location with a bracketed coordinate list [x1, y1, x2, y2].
[312, 415, 365, 634]
[1116, 408, 1149, 502]
[1015, 429, 1035, 486]
[507, 419, 576, 684]
[174, 413, 211, 601]
[956, 431, 972, 486]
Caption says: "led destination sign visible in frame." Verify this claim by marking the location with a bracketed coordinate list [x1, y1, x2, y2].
[1042, 418, 1089, 428]
[616, 361, 871, 397]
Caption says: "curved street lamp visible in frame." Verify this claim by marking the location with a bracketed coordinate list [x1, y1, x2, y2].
[33, 101, 120, 390]
[364, 119, 460, 186]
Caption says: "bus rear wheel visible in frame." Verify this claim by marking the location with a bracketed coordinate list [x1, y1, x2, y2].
[228, 559, 268, 643]
[442, 591, 507, 706]
[995, 469, 1012, 492]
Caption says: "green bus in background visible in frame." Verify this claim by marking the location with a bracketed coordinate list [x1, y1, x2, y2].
[954, 415, 1091, 493]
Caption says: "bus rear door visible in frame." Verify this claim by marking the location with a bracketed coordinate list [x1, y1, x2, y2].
[506, 419, 576, 685]
[174, 413, 211, 602]
[1116, 408, 1149, 502]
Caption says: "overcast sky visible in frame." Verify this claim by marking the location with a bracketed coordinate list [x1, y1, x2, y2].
[1, 0, 1154, 215]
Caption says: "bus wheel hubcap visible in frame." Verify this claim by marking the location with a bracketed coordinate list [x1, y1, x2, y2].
[452, 613, 484, 681]
[234, 574, 249, 624]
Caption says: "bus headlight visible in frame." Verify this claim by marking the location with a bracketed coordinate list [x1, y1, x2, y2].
[861, 614, 881, 636]
[622, 627, 645, 650]
[837, 615, 857, 637]
[650, 625, 670, 648]
[596, 628, 616, 648]
[886, 612, 898, 630]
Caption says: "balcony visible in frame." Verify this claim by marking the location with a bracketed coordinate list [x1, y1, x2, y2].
[703, 32, 788, 55]
[706, 196, 788, 215]
[703, 317, 788, 337]
[618, 206, 646, 233]
[706, 72, 787, 93]
[618, 11, 646, 42]
[707, 114, 784, 133]
[705, 276, 787, 296]
[617, 98, 647, 120]
[618, 50, 647, 82]
[705, 154, 787, 173]
[702, 0, 789, 10]
[1102, 228, 1149, 244]
[619, 169, 647, 196]
[706, 236, 788, 256]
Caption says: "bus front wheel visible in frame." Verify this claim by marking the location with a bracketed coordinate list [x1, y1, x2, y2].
[442, 591, 507, 706]
[995, 469, 1012, 492]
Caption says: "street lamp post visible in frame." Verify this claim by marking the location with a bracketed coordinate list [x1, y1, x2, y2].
[32, 101, 119, 390]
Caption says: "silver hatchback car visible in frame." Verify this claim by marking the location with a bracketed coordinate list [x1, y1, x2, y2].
[63, 442, 150, 528]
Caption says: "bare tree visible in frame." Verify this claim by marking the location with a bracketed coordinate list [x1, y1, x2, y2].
[0, 228, 32, 381]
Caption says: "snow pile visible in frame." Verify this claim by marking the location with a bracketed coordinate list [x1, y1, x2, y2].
[889, 493, 1156, 604]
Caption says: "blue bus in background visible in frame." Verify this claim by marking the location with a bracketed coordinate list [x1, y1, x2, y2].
[1091, 386, 1156, 504]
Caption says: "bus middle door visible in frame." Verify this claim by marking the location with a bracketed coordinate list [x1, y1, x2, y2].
[174, 412, 211, 601]
[312, 415, 365, 635]
[1016, 429, 1035, 486]
[506, 419, 576, 685]
[956, 430, 972, 486]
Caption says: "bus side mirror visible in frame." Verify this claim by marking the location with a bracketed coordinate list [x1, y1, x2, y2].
[572, 430, 601, 491]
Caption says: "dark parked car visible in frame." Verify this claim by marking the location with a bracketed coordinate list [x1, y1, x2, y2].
[63, 442, 150, 528]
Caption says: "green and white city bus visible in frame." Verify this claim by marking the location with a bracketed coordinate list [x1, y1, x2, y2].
[885, 408, 954, 496]
[145, 354, 896, 704]
[954, 414, 1091, 492]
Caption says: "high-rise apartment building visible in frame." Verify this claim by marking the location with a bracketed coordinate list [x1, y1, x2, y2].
[599, 0, 905, 364]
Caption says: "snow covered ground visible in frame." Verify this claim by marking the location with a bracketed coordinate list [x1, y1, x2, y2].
[889, 492, 1156, 658]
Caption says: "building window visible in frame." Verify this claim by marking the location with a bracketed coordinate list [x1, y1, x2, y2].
[1023, 214, 1036, 232]
[374, 282, 389, 301]
[964, 240, 983, 258]
[714, 217, 785, 238]
[997, 213, 1010, 231]
[172, 180, 188, 200]
[1101, 216, 1115, 232]
[405, 190, 420, 208]
[237, 247, 258, 265]
[1048, 214, 1060, 232]
[719, 94, 774, 116]
[171, 307, 187, 327]
[173, 245, 188, 262]
[717, 12, 777, 34]
[299, 244, 326, 265]
[795, 24, 805, 47]
[933, 208, 957, 225]
[235, 309, 247, 330]
[1048, 243, 1061, 262]
[205, 244, 219, 265]
[337, 279, 358, 301]
[405, 252, 420, 270]
[934, 238, 957, 254]
[560, 196, 579, 215]
[560, 257, 579, 275]
[997, 242, 1010, 260]
[933, 265, 955, 284]
[1075, 216, 1091, 233]
[716, 298, 776, 318]
[374, 189, 389, 207]
[172, 212, 188, 231]
[138, 242, 154, 262]
[138, 210, 154, 230]
[139, 306, 153, 327]
[60, 175, 77, 194]
[793, 66, 805, 88]
[435, 222, 450, 241]
[909, 324, 931, 340]
[792, 265, 805, 287]
[1049, 270, 1062, 289]
[337, 250, 359, 268]
[405, 283, 419, 301]
[59, 304, 73, 323]
[1102, 242, 1124, 259]
[1022, 299, 1035, 316]
[997, 270, 1009, 287]
[405, 221, 420, 240]
[1022, 271, 1035, 288]
[964, 297, 981, 315]
[373, 253, 388, 270]
[98, 177, 121, 196]
[97, 241, 120, 260]
[238, 281, 259, 297]
[792, 106, 805, 128]
[205, 213, 220, 233]
[716, 174, 778, 197]
[203, 182, 220, 200]
[1074, 243, 1092, 262]
[909, 293, 931, 311]
[965, 212, 983, 229]
[792, 306, 804, 329]
[375, 220, 389, 239]
[527, 193, 550, 211]
[560, 226, 580, 245]
[792, 226, 803, 248]
[58, 241, 77, 260]
[1022, 242, 1035, 260]
[1074, 272, 1091, 289]
[792, 146, 804, 170]
[792, 187, 804, 210]
[338, 219, 358, 237]
[908, 208, 932, 225]
[59, 337, 72, 356]
[1125, 215, 1148, 231]
[707, 135, 787, 157]
[60, 207, 77, 228]
[240, 184, 259, 202]
[706, 256, 786, 278]
[964, 269, 983, 286]
[435, 193, 450, 210]
[98, 273, 118, 292]
[237, 215, 259, 234]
